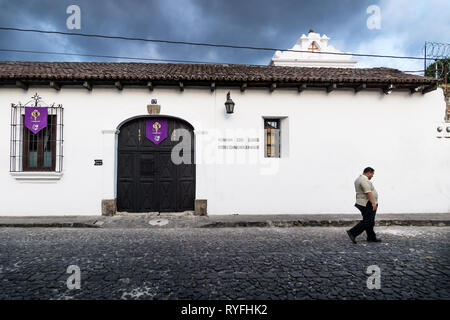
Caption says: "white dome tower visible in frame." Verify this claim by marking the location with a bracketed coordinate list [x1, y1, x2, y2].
[270, 29, 357, 68]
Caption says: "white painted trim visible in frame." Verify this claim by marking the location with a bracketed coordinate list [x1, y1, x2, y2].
[102, 129, 120, 135]
[10, 171, 63, 182]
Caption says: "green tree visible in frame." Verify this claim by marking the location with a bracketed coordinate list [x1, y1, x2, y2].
[425, 58, 450, 84]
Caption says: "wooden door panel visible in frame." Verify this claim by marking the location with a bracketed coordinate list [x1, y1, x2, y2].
[137, 153, 157, 212]
[137, 181, 156, 212]
[117, 181, 134, 212]
[157, 152, 178, 212]
[179, 180, 195, 211]
[158, 181, 177, 212]
[117, 117, 195, 213]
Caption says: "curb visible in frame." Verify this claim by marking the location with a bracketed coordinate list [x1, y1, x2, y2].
[0, 223, 100, 228]
[0, 219, 448, 228]
[199, 220, 450, 228]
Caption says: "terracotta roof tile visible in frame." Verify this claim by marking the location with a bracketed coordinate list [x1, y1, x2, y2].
[0, 61, 437, 85]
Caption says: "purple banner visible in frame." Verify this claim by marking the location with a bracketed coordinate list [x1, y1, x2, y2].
[146, 119, 168, 144]
[24, 107, 48, 134]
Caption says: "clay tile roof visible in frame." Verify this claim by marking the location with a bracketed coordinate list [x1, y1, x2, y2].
[0, 61, 437, 85]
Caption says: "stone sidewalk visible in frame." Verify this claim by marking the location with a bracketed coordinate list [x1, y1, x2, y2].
[0, 212, 449, 228]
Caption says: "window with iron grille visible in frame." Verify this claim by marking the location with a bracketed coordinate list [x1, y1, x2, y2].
[264, 119, 280, 158]
[10, 93, 64, 172]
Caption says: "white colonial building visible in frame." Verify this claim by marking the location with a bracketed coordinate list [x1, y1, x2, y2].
[0, 32, 449, 216]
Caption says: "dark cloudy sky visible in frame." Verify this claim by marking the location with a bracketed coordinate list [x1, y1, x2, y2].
[0, 0, 449, 72]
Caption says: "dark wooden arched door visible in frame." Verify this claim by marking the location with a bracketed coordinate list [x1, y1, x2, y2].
[117, 116, 195, 212]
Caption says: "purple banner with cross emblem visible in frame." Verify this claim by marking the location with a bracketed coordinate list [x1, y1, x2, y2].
[146, 119, 168, 144]
[24, 107, 48, 134]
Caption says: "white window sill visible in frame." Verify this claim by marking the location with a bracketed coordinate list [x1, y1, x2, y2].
[10, 171, 63, 182]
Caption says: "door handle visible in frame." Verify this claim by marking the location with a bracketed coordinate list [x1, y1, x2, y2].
[138, 128, 141, 143]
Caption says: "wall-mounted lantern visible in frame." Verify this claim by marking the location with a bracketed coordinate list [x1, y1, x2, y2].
[383, 84, 394, 95]
[224, 91, 235, 114]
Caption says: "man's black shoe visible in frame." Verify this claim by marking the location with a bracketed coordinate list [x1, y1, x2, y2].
[346, 230, 357, 244]
[367, 238, 382, 243]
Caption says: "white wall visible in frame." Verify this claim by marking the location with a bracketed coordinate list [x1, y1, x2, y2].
[0, 86, 449, 215]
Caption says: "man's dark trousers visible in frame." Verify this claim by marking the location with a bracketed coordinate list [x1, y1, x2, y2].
[348, 201, 378, 240]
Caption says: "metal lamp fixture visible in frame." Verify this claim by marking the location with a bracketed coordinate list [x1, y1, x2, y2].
[384, 84, 394, 95]
[224, 91, 235, 114]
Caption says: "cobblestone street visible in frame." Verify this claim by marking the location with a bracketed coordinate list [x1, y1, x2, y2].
[0, 227, 448, 300]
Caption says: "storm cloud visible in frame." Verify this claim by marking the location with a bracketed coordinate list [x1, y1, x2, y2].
[0, 0, 448, 71]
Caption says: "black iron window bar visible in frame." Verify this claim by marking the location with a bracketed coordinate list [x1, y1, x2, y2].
[10, 93, 64, 173]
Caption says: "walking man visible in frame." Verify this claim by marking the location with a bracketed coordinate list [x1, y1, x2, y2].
[347, 167, 382, 243]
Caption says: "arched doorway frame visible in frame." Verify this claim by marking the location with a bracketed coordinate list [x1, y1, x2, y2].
[114, 114, 196, 213]
[117, 114, 195, 131]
